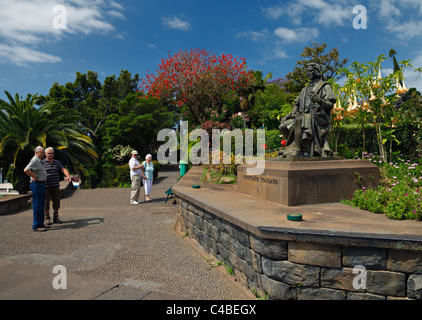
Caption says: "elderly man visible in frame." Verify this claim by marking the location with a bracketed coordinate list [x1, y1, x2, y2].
[129, 150, 144, 205]
[42, 147, 71, 225]
[24, 146, 48, 232]
[279, 63, 336, 157]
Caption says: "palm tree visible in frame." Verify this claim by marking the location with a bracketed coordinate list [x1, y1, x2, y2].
[0, 91, 98, 193]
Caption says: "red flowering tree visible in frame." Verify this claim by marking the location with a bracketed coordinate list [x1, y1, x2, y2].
[139, 48, 255, 124]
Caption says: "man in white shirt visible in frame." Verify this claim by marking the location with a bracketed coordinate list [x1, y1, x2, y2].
[128, 150, 143, 205]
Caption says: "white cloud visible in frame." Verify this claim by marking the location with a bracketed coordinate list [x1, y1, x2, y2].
[107, 10, 125, 20]
[381, 0, 422, 16]
[385, 20, 422, 41]
[373, 0, 422, 41]
[274, 27, 319, 43]
[236, 29, 269, 42]
[0, 44, 62, 65]
[314, 4, 351, 26]
[262, 0, 352, 27]
[0, 0, 124, 65]
[406, 51, 422, 91]
[262, 6, 284, 20]
[378, 0, 401, 18]
[161, 16, 191, 31]
[273, 49, 289, 59]
[300, 0, 352, 26]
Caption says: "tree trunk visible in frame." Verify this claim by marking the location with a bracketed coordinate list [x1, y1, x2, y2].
[361, 123, 366, 158]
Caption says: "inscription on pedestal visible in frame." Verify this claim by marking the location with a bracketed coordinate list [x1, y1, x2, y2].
[242, 175, 279, 185]
[237, 159, 379, 206]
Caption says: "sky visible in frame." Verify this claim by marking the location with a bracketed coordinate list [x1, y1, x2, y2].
[1, 0, 422, 102]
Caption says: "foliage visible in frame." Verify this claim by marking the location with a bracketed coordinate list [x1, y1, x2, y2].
[0, 91, 97, 193]
[334, 124, 421, 161]
[249, 82, 290, 130]
[335, 51, 422, 162]
[202, 151, 238, 184]
[264, 130, 283, 151]
[200, 120, 232, 147]
[103, 93, 177, 155]
[230, 112, 250, 129]
[115, 164, 131, 188]
[47, 70, 140, 137]
[44, 70, 175, 189]
[101, 160, 161, 188]
[202, 105, 229, 123]
[106, 145, 134, 166]
[337, 55, 396, 161]
[151, 160, 161, 181]
[394, 88, 422, 156]
[283, 43, 348, 103]
[140, 48, 255, 124]
[342, 153, 422, 220]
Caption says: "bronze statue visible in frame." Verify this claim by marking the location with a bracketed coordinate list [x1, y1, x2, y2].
[278, 63, 336, 157]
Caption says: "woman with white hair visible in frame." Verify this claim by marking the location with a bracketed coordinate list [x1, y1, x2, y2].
[141, 154, 154, 202]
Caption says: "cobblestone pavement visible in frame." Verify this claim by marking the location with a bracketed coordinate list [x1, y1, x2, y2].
[0, 167, 256, 300]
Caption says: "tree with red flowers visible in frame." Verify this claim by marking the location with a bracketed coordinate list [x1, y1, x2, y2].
[139, 48, 254, 124]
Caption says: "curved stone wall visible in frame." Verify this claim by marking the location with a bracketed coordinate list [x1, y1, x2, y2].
[173, 166, 422, 300]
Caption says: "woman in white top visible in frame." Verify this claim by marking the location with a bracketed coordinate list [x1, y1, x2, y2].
[142, 154, 154, 202]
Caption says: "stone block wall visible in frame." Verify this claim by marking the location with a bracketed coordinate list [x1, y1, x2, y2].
[177, 198, 422, 300]
[0, 194, 31, 215]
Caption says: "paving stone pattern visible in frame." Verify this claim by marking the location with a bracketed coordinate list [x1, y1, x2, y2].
[0, 168, 255, 300]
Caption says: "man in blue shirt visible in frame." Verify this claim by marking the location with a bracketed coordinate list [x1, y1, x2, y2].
[42, 147, 71, 225]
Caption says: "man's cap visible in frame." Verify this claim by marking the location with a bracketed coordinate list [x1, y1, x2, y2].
[131, 150, 138, 155]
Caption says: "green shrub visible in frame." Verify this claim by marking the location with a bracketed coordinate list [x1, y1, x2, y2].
[265, 129, 282, 151]
[151, 160, 161, 180]
[115, 164, 130, 187]
[342, 154, 422, 220]
[332, 124, 420, 161]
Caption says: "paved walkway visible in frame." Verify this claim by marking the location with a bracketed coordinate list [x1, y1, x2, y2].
[0, 166, 256, 300]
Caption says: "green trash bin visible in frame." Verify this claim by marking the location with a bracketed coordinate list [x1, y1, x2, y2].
[179, 161, 188, 176]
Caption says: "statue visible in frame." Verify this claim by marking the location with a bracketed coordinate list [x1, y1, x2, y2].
[278, 63, 336, 158]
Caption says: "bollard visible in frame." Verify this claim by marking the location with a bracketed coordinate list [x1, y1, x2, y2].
[179, 161, 188, 176]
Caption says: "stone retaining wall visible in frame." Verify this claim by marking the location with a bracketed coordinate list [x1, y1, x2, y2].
[0, 181, 74, 215]
[177, 198, 422, 300]
[0, 194, 32, 215]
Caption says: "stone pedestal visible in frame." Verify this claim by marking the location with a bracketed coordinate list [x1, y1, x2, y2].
[237, 158, 380, 206]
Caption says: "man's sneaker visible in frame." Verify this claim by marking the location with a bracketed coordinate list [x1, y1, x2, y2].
[33, 227, 47, 232]
[130, 200, 139, 205]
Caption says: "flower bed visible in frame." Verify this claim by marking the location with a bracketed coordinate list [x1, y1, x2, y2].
[342, 152, 422, 220]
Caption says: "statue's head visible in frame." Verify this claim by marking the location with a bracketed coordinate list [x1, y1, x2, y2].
[306, 63, 322, 79]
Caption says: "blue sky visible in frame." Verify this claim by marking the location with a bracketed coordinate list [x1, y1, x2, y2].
[1, 0, 422, 102]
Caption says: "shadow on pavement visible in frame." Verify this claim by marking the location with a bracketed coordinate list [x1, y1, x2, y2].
[48, 217, 105, 231]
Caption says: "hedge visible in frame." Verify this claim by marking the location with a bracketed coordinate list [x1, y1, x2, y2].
[331, 124, 420, 160]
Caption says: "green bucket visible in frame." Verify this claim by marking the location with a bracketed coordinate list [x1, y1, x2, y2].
[179, 161, 188, 176]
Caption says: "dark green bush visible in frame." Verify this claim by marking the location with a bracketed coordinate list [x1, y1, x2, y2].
[116, 164, 130, 187]
[151, 160, 161, 180]
[331, 124, 420, 161]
